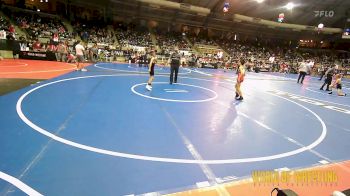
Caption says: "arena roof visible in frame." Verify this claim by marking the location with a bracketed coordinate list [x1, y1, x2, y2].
[167, 0, 349, 28]
[69, 0, 349, 39]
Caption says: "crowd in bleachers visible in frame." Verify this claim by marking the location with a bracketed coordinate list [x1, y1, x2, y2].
[219, 36, 350, 74]
[116, 30, 151, 47]
[0, 16, 11, 33]
[0, 16, 16, 40]
[116, 31, 151, 47]
[213, 36, 302, 73]
[1, 5, 348, 74]
[73, 22, 114, 44]
[188, 34, 216, 46]
[112, 23, 151, 47]
[156, 31, 190, 55]
[3, 9, 73, 41]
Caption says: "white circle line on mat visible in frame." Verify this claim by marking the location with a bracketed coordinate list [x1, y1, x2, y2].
[131, 82, 218, 103]
[94, 63, 191, 75]
[16, 74, 327, 164]
[0, 171, 43, 196]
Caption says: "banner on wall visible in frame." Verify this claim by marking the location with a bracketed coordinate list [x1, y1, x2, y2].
[113, 50, 124, 56]
[128, 45, 147, 52]
[179, 50, 192, 56]
[19, 51, 56, 60]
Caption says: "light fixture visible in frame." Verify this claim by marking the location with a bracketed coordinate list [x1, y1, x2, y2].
[278, 13, 285, 22]
[223, 2, 230, 13]
[256, 0, 264, 3]
[318, 23, 324, 29]
[285, 2, 294, 10]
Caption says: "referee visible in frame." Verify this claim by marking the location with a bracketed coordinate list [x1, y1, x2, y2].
[169, 48, 181, 84]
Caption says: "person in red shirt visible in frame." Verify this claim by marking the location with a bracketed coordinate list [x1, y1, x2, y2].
[9, 25, 15, 34]
[53, 33, 59, 44]
[59, 26, 65, 34]
[67, 53, 76, 63]
[46, 41, 57, 52]
[32, 40, 42, 51]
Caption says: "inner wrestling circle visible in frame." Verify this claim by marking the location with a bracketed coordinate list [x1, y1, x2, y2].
[131, 82, 218, 103]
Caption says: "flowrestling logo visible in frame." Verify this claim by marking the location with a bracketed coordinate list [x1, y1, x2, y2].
[314, 11, 335, 18]
[268, 90, 350, 115]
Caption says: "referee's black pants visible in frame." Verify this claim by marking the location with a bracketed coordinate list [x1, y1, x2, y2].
[297, 71, 307, 84]
[170, 65, 179, 84]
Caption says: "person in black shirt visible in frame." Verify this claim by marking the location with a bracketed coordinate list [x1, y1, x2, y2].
[320, 66, 335, 91]
[6, 32, 15, 40]
[138, 53, 143, 67]
[319, 65, 326, 80]
[169, 49, 181, 84]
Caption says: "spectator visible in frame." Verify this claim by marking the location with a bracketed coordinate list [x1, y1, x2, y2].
[75, 40, 86, 71]
[46, 40, 57, 52]
[89, 43, 98, 62]
[67, 52, 76, 63]
[32, 39, 42, 51]
[56, 41, 68, 62]
[52, 32, 59, 44]
[8, 24, 15, 34]
[297, 60, 311, 84]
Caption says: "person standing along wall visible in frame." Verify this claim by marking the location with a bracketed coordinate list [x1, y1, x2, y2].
[56, 41, 68, 62]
